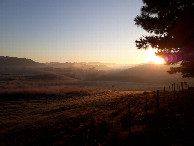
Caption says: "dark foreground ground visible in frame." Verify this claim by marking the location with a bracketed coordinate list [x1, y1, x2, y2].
[0, 87, 194, 146]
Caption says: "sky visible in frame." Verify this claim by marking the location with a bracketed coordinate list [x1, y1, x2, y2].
[0, 0, 153, 64]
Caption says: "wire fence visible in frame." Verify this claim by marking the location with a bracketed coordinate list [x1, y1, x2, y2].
[85, 81, 191, 145]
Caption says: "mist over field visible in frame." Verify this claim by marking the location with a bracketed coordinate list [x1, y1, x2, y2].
[1, 56, 193, 92]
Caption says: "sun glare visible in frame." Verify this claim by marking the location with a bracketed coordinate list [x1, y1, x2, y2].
[145, 50, 165, 64]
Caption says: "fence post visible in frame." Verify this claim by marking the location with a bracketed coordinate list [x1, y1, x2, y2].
[90, 118, 95, 137]
[172, 84, 173, 91]
[163, 87, 165, 98]
[173, 83, 175, 92]
[128, 103, 131, 137]
[86, 118, 96, 146]
[156, 90, 159, 113]
[181, 82, 184, 91]
[174, 83, 176, 98]
[145, 96, 148, 125]
[168, 93, 170, 102]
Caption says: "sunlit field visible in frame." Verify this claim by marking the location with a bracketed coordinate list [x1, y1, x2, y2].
[0, 74, 194, 145]
[0, 78, 143, 145]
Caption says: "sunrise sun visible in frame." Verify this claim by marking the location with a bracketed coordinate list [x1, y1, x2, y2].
[145, 50, 165, 64]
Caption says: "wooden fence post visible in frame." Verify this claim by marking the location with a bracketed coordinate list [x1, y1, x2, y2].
[90, 118, 95, 137]
[168, 93, 170, 102]
[145, 96, 148, 124]
[163, 87, 165, 98]
[181, 82, 184, 91]
[86, 118, 96, 146]
[173, 83, 176, 98]
[174, 83, 175, 92]
[172, 84, 173, 91]
[156, 90, 159, 113]
[128, 103, 131, 137]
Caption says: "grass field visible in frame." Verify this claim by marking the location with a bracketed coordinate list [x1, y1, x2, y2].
[0, 75, 194, 145]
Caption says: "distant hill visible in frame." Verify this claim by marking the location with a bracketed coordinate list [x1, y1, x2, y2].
[1, 56, 193, 85]
[46, 62, 111, 71]
[120, 63, 180, 83]
[86, 63, 194, 84]
[0, 56, 43, 67]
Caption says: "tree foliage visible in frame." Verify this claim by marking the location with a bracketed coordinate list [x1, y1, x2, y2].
[134, 0, 194, 77]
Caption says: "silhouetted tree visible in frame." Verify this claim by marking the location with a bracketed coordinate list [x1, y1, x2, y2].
[134, 0, 194, 77]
